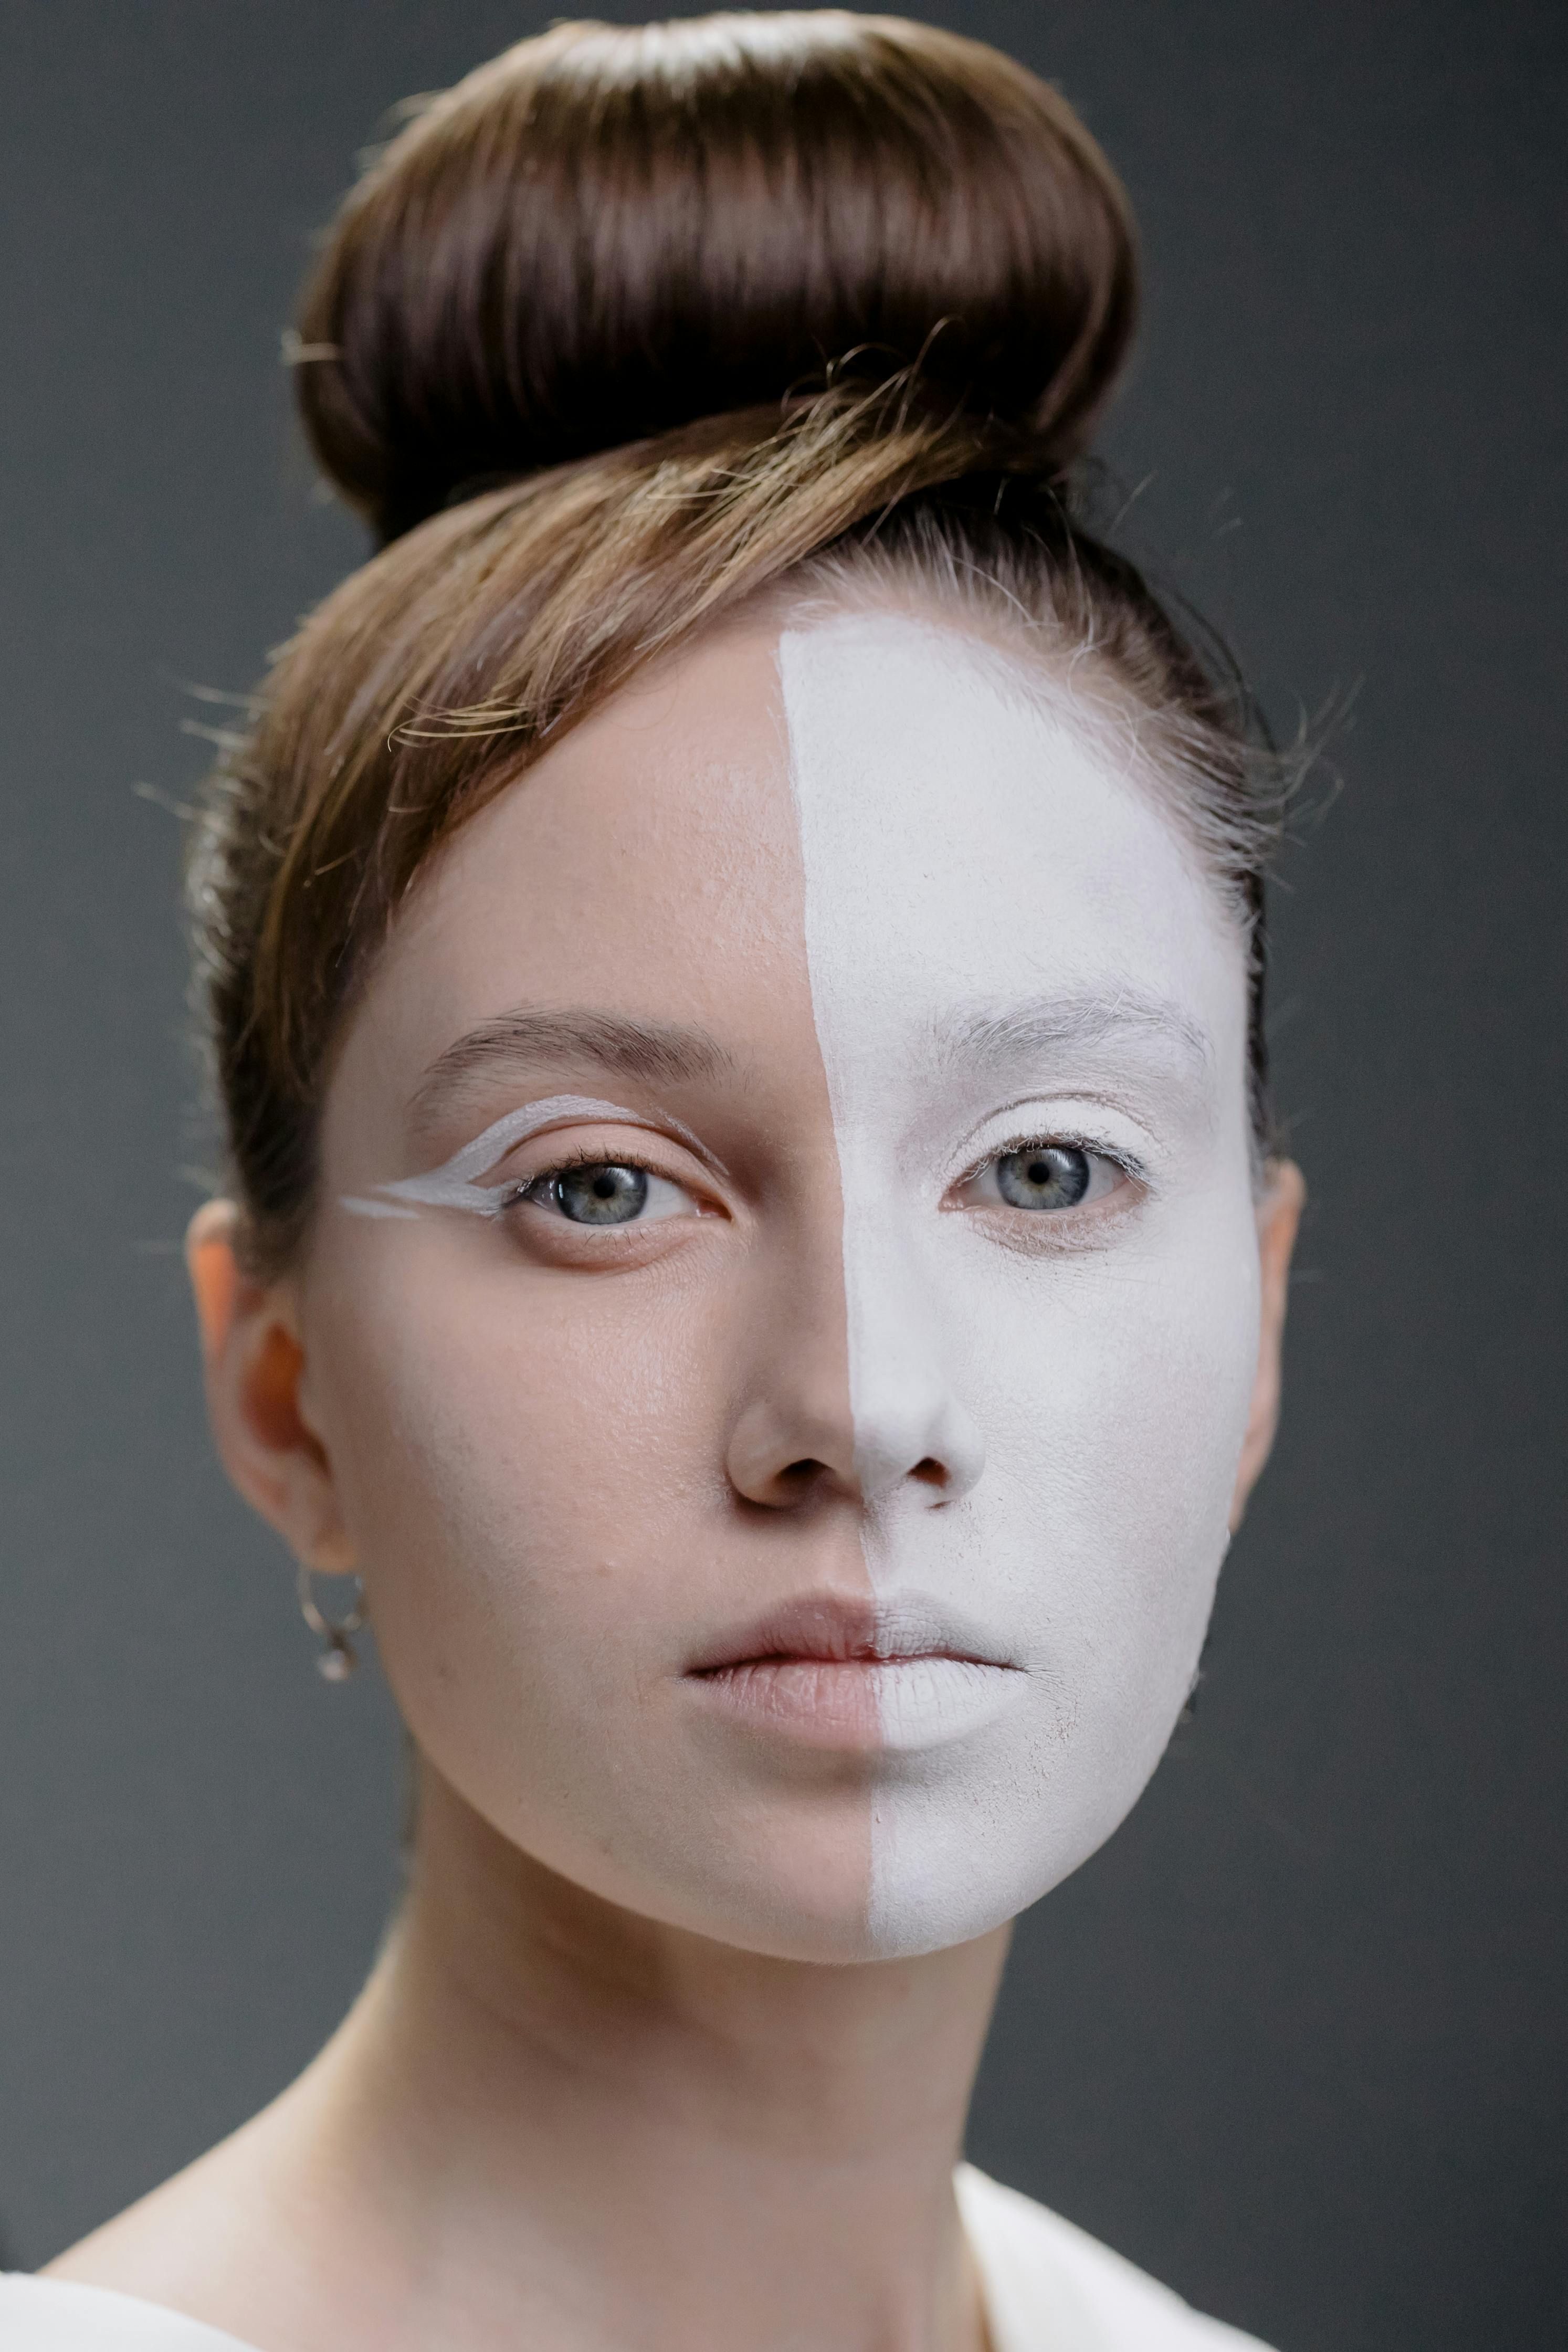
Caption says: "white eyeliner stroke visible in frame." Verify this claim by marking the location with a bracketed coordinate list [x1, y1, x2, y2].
[341, 1095, 685, 1220]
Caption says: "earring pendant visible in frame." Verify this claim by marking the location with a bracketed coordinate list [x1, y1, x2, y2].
[297, 1563, 366, 1682]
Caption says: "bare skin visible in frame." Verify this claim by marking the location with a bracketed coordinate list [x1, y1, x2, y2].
[49, 611, 1301, 2352]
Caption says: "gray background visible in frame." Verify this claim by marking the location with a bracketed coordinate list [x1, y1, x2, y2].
[1, 3, 1563, 2345]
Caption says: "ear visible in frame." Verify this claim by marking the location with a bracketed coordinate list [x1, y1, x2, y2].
[186, 1200, 355, 1571]
[1229, 1159, 1306, 1532]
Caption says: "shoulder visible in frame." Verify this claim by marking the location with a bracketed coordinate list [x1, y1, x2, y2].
[957, 2166, 1280, 2352]
[0, 2274, 262, 2350]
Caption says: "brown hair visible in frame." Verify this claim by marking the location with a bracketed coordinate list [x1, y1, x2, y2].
[193, 12, 1281, 1274]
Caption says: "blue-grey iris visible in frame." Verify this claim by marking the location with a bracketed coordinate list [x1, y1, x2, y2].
[554, 1163, 649, 1225]
[995, 1144, 1090, 1211]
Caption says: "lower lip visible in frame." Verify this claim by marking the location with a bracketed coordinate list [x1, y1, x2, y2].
[688, 1655, 1016, 1750]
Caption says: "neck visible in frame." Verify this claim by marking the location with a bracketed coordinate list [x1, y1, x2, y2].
[261, 1765, 1005, 2352]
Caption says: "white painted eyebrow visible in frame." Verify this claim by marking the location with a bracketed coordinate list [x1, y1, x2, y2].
[934, 990, 1214, 1079]
[340, 1095, 699, 1221]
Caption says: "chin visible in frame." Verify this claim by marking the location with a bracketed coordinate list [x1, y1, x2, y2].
[636, 1752, 1161, 1968]
[859, 1722, 1183, 1961]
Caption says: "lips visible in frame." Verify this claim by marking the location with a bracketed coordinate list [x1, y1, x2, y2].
[685, 1593, 1019, 1751]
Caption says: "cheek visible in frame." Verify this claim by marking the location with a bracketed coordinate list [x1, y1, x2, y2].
[308, 1250, 724, 1679]
[961, 1208, 1261, 1637]
[859, 1202, 1260, 1957]
[302, 1238, 880, 1960]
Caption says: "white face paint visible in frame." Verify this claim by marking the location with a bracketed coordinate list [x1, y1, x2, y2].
[779, 616, 1260, 1955]
[341, 1096, 694, 1219]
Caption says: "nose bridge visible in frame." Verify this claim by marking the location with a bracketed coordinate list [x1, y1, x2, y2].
[840, 1160, 985, 1506]
[724, 1141, 985, 1513]
[722, 1175, 860, 1507]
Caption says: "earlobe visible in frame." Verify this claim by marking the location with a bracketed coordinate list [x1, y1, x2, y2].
[184, 1201, 355, 1573]
[1229, 1159, 1306, 1532]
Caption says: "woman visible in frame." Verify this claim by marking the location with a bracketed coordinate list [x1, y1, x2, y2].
[4, 15, 1304, 2347]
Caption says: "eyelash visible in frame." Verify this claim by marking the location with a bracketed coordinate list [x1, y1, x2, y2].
[957, 1130, 1147, 1192]
[501, 1146, 669, 1204]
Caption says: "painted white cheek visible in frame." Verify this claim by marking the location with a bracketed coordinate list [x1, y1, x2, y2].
[859, 1216, 1256, 1958]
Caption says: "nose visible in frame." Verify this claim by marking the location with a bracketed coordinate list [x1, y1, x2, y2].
[724, 1214, 984, 1512]
[842, 1228, 986, 1506]
[723, 1250, 860, 1505]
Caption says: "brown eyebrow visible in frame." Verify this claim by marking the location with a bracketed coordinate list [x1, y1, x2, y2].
[410, 1006, 735, 1140]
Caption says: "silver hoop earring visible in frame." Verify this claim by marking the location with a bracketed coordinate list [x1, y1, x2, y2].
[297, 1563, 366, 1683]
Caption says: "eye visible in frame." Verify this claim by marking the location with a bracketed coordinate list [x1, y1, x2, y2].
[520, 1160, 697, 1227]
[962, 1142, 1125, 1214]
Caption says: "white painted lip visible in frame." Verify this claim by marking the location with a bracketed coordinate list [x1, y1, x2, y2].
[862, 1653, 1020, 1750]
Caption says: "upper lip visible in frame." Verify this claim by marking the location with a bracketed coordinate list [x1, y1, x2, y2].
[685, 1592, 1018, 1676]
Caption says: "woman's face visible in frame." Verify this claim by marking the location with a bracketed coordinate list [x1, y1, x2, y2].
[284, 608, 1279, 1962]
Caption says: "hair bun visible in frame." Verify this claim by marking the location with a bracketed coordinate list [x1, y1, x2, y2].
[293, 12, 1138, 543]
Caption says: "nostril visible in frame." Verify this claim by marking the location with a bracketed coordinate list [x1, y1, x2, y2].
[910, 1457, 949, 1489]
[780, 1457, 826, 1487]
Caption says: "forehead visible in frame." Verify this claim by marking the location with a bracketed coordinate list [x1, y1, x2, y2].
[777, 613, 1239, 1046]
[361, 607, 1245, 1095]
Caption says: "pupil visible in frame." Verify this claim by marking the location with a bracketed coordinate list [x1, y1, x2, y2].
[556, 1162, 648, 1225]
[996, 1144, 1090, 1211]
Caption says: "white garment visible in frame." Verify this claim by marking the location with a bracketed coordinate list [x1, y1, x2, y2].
[0, 2275, 247, 2349]
[955, 2167, 1275, 2351]
[0, 2166, 1276, 2350]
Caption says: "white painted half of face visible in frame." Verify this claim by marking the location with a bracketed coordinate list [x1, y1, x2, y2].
[779, 615, 1262, 1957]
